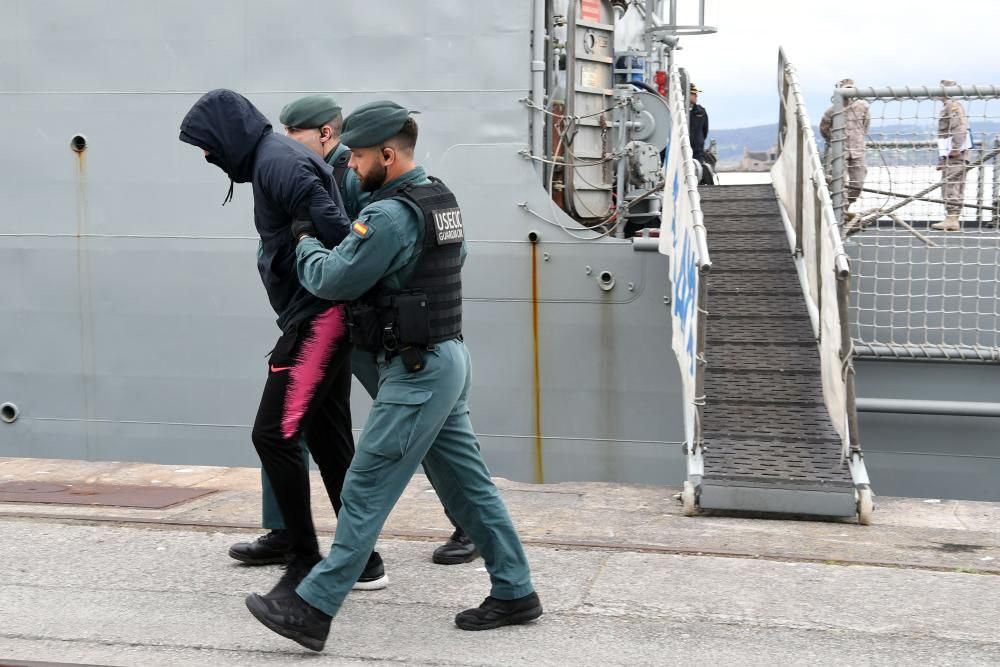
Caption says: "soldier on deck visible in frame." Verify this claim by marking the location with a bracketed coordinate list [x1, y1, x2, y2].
[931, 80, 970, 232]
[820, 79, 870, 224]
[245, 101, 541, 652]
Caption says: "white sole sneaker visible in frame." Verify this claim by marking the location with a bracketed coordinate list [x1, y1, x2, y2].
[352, 574, 389, 591]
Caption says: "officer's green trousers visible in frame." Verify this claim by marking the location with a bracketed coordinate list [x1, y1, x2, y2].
[297, 339, 534, 617]
[261, 353, 461, 532]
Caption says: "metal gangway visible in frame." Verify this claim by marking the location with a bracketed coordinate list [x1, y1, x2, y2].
[663, 51, 872, 522]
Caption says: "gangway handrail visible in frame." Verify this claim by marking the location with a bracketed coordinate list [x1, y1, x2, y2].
[773, 48, 863, 466]
[659, 63, 711, 493]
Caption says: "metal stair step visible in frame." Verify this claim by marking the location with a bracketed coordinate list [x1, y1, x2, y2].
[706, 315, 815, 344]
[705, 270, 802, 292]
[707, 232, 789, 252]
[702, 435, 853, 485]
[708, 342, 821, 373]
[709, 292, 812, 317]
[705, 369, 826, 404]
[707, 249, 795, 272]
[698, 184, 777, 201]
[703, 401, 841, 441]
[700, 198, 780, 216]
[703, 215, 785, 234]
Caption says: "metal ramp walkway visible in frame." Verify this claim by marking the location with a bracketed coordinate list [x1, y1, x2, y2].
[695, 184, 858, 517]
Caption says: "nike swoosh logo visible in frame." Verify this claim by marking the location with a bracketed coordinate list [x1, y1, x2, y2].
[269, 364, 293, 373]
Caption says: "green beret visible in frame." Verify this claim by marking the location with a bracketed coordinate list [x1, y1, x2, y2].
[340, 100, 415, 148]
[279, 95, 342, 129]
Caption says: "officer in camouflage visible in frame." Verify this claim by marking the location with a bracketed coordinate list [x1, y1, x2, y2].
[235, 94, 480, 568]
[245, 100, 541, 652]
[932, 80, 970, 232]
[820, 78, 870, 224]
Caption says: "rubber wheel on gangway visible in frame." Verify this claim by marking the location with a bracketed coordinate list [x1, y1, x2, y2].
[857, 486, 874, 525]
[681, 481, 698, 517]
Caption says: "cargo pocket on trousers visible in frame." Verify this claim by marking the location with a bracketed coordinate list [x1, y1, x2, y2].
[360, 386, 433, 464]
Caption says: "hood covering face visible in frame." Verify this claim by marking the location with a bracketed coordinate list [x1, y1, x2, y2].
[179, 89, 272, 185]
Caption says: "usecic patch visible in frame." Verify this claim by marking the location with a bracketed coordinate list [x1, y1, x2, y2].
[351, 219, 373, 239]
[432, 207, 464, 245]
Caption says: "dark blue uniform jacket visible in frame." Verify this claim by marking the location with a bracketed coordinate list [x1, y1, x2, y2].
[689, 103, 709, 161]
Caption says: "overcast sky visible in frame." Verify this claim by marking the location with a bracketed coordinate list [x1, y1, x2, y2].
[644, 0, 997, 129]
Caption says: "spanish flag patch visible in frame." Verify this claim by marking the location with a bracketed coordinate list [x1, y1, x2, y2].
[351, 219, 372, 239]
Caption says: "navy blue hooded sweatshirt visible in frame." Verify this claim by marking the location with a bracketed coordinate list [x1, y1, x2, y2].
[179, 89, 350, 331]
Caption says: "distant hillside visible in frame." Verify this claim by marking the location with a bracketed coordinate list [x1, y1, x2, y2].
[709, 124, 786, 166]
[708, 121, 1000, 169]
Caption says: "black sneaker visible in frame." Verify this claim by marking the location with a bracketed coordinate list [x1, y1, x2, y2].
[454, 592, 543, 631]
[263, 553, 321, 600]
[432, 528, 480, 565]
[353, 551, 389, 590]
[228, 530, 293, 565]
[246, 592, 331, 652]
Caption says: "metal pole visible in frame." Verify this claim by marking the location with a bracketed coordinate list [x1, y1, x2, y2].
[794, 123, 804, 255]
[837, 277, 862, 457]
[976, 136, 985, 225]
[855, 341, 999, 362]
[694, 271, 709, 451]
[814, 188, 823, 324]
[614, 85, 630, 238]
[993, 135, 1000, 226]
[644, 0, 656, 81]
[856, 398, 1000, 418]
[841, 84, 1000, 100]
[530, 0, 547, 169]
[830, 90, 846, 225]
[777, 68, 788, 154]
[858, 186, 993, 212]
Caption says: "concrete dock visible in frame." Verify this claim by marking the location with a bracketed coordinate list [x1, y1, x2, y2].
[0, 457, 998, 666]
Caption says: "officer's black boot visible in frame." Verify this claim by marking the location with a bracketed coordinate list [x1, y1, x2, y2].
[432, 528, 480, 565]
[246, 592, 331, 652]
[229, 529, 294, 565]
[454, 591, 543, 631]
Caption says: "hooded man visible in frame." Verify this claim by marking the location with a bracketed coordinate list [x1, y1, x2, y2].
[179, 89, 387, 596]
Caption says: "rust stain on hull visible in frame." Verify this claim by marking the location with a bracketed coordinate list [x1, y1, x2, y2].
[530, 241, 545, 483]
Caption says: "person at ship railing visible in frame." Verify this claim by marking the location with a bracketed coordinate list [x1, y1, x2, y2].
[178, 89, 389, 598]
[931, 79, 970, 232]
[688, 83, 716, 186]
[229, 94, 479, 572]
[820, 78, 870, 227]
[244, 100, 542, 652]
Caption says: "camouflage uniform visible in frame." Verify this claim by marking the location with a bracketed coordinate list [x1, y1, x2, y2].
[820, 80, 870, 209]
[938, 95, 969, 215]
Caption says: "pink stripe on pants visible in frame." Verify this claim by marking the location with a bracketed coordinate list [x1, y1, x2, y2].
[281, 305, 347, 440]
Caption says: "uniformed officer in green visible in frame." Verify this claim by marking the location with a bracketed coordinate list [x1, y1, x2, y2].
[237, 94, 479, 568]
[245, 101, 541, 652]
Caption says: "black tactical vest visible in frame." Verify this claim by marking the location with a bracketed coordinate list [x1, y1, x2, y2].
[362, 176, 464, 347]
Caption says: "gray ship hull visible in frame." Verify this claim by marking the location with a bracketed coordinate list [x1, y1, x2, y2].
[0, 1, 684, 486]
